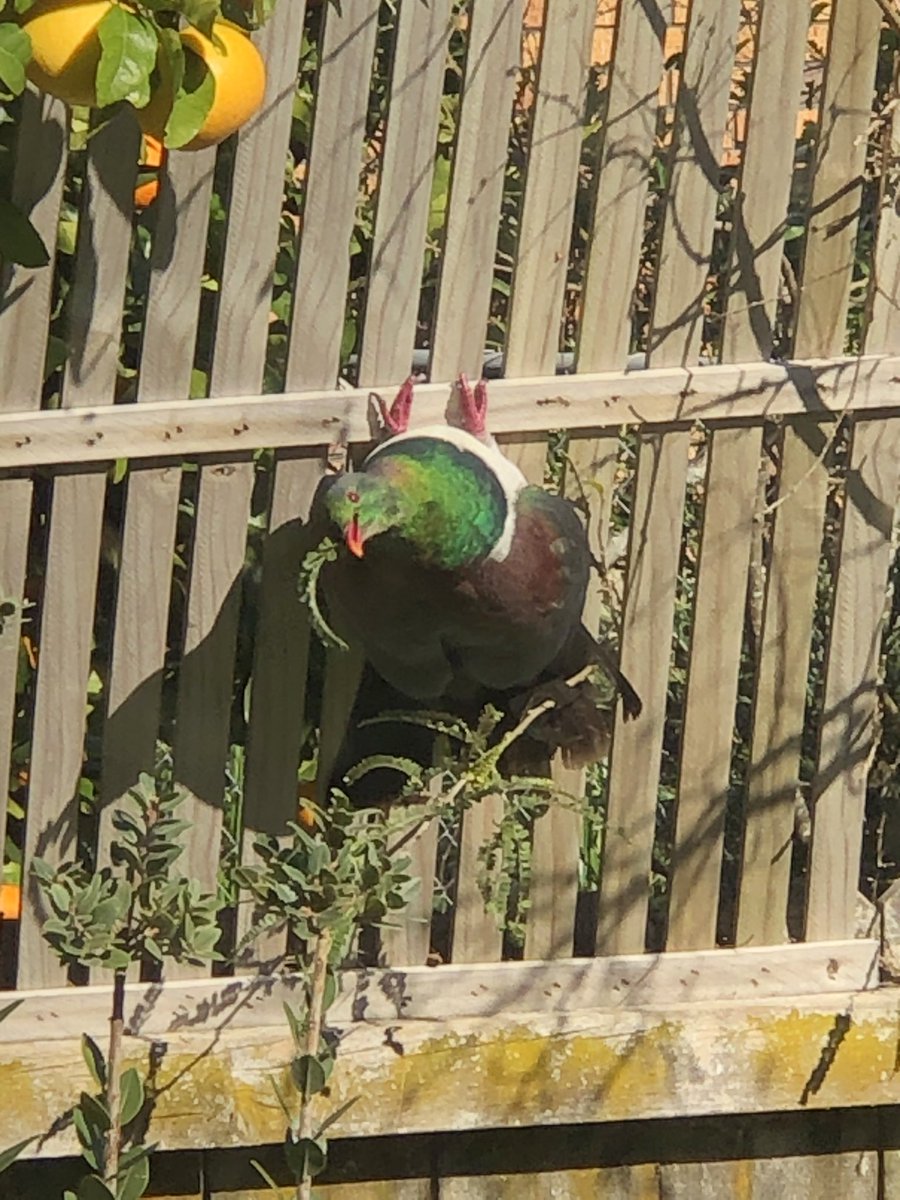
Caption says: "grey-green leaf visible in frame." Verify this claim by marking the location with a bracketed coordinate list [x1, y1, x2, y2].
[0, 1136, 34, 1174]
[116, 1153, 150, 1200]
[77, 1175, 116, 1200]
[119, 1066, 144, 1126]
[81, 1034, 107, 1090]
[291, 1053, 327, 1098]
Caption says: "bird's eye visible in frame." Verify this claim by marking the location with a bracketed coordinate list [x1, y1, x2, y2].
[347, 489, 360, 503]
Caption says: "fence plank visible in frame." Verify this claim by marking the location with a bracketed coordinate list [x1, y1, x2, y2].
[285, 0, 380, 380]
[501, 437, 580, 963]
[794, 0, 882, 359]
[596, 428, 690, 955]
[499, 0, 595, 961]
[522, 433, 619, 959]
[807, 417, 900, 940]
[596, 0, 739, 957]
[452, 789, 504, 964]
[356, 0, 454, 384]
[313, 0, 453, 961]
[648, 0, 742, 366]
[170, 6, 307, 982]
[665, 0, 802, 948]
[19, 110, 139, 988]
[737, 424, 829, 947]
[721, 0, 810, 362]
[99, 151, 216, 857]
[430, 0, 521, 380]
[315, 0, 454, 781]
[578, 0, 665, 372]
[504, 0, 595, 376]
[667, 425, 762, 950]
[240, 0, 379, 967]
[868, 84, 900, 352]
[0, 91, 66, 886]
[667, 0, 812, 952]
[380, 0, 516, 966]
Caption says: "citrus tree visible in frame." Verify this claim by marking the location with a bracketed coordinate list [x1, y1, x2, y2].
[0, 0, 275, 263]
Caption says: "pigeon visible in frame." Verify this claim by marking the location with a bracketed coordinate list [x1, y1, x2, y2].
[308, 375, 641, 798]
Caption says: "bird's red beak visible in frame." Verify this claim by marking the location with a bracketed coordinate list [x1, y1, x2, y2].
[345, 512, 365, 558]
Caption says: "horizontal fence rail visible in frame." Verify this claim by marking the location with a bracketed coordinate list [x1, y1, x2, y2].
[0, 356, 897, 467]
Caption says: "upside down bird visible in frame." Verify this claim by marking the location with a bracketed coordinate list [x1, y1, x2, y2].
[309, 376, 641, 798]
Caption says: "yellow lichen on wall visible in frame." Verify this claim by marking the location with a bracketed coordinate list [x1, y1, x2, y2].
[3, 999, 900, 1160]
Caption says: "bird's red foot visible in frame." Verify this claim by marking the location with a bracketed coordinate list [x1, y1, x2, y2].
[458, 373, 488, 436]
[376, 376, 414, 436]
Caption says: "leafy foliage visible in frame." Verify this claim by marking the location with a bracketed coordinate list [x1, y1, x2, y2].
[31, 773, 221, 1199]
[298, 537, 349, 654]
[235, 795, 417, 964]
[33, 773, 222, 970]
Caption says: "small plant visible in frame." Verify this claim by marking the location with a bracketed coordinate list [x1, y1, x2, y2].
[32, 772, 223, 1200]
[236, 792, 417, 1197]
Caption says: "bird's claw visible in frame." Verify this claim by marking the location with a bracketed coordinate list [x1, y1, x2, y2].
[376, 376, 414, 437]
[457, 373, 488, 436]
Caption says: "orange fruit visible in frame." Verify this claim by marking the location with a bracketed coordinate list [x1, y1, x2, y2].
[0, 883, 21, 921]
[134, 134, 166, 208]
[133, 177, 160, 208]
[138, 20, 266, 151]
[22, 0, 113, 107]
[142, 133, 165, 168]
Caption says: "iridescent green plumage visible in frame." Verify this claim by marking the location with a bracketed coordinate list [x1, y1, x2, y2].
[324, 437, 508, 570]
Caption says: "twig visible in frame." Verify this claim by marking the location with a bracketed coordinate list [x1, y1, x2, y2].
[103, 968, 126, 1184]
[297, 929, 332, 1200]
[384, 666, 595, 858]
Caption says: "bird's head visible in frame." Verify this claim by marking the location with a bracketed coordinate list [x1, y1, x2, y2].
[325, 473, 409, 558]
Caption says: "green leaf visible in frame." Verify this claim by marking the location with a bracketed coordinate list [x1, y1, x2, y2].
[250, 1158, 281, 1191]
[79, 1091, 112, 1134]
[180, 0, 221, 37]
[0, 998, 23, 1026]
[81, 1034, 107, 1090]
[0, 24, 30, 96]
[282, 1000, 304, 1048]
[0, 197, 49, 269]
[343, 755, 423, 786]
[119, 1066, 145, 1125]
[0, 1136, 34, 1174]
[284, 1134, 327, 1180]
[116, 1153, 150, 1200]
[96, 6, 158, 107]
[77, 1175, 116, 1200]
[291, 1053, 327, 1098]
[165, 50, 216, 149]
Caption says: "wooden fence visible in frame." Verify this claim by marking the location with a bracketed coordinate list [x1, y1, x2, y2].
[2, 0, 900, 1194]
